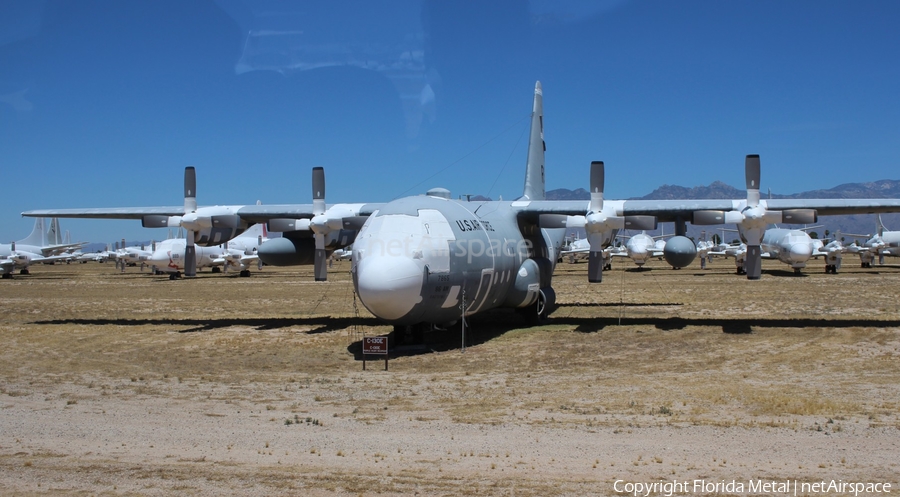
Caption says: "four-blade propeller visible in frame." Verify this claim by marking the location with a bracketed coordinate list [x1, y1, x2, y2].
[691, 155, 817, 279]
[584, 161, 657, 283]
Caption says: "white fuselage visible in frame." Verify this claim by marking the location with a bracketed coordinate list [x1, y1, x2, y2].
[624, 233, 665, 266]
[0, 244, 53, 271]
[147, 239, 225, 272]
[760, 228, 814, 268]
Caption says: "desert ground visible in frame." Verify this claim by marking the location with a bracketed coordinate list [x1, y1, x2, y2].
[1, 256, 898, 496]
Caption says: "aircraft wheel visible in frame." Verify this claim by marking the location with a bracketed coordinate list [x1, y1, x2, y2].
[519, 288, 556, 325]
[211, 266, 221, 273]
[240, 270, 251, 277]
[1, 273, 11, 279]
[168, 273, 177, 280]
[392, 324, 424, 345]
[20, 269, 29, 275]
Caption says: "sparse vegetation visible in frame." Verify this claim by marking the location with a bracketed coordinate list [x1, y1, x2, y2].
[1, 259, 898, 494]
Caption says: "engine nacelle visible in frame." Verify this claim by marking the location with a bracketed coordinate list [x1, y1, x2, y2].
[258, 237, 317, 266]
[503, 259, 542, 308]
[267, 218, 311, 232]
[663, 235, 698, 268]
[782, 209, 817, 224]
[142, 213, 249, 246]
[194, 215, 247, 245]
[257, 230, 358, 266]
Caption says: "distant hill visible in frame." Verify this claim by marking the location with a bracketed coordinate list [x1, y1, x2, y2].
[546, 179, 900, 241]
[547, 179, 900, 202]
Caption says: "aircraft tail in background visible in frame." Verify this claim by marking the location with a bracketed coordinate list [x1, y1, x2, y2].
[18, 218, 47, 246]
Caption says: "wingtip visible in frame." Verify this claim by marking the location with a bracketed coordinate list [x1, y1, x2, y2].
[535, 81, 542, 94]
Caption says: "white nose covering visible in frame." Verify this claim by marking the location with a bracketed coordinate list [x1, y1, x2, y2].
[356, 256, 424, 321]
[789, 243, 812, 263]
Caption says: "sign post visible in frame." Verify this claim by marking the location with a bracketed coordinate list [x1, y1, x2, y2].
[362, 336, 389, 371]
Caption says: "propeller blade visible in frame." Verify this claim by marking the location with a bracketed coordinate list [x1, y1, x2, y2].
[589, 161, 604, 213]
[587, 232, 606, 283]
[184, 232, 197, 277]
[314, 234, 327, 281]
[184, 166, 197, 213]
[745, 245, 762, 280]
[745, 155, 760, 208]
[588, 250, 603, 283]
[312, 166, 325, 216]
[180, 167, 199, 277]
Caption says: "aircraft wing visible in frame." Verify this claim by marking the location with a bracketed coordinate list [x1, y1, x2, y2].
[22, 206, 187, 219]
[620, 199, 900, 220]
[32, 253, 75, 264]
[40, 242, 88, 257]
[230, 203, 383, 224]
[512, 199, 900, 222]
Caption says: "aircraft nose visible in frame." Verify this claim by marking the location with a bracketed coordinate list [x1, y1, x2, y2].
[789, 243, 812, 263]
[356, 256, 423, 321]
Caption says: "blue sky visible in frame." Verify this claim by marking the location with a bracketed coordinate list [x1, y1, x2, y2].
[1, 0, 899, 243]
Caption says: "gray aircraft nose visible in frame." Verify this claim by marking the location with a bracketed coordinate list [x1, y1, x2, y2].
[356, 256, 424, 321]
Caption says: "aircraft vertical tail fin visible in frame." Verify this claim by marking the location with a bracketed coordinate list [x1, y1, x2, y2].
[238, 223, 266, 239]
[521, 81, 545, 201]
[48, 218, 62, 245]
[19, 218, 47, 246]
[876, 214, 886, 237]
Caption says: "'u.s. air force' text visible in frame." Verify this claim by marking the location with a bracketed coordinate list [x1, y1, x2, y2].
[455, 219, 495, 232]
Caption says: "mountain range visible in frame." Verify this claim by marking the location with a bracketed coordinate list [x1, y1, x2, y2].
[545, 179, 900, 243]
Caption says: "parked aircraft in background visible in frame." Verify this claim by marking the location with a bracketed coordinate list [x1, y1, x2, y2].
[711, 226, 847, 275]
[559, 236, 612, 268]
[22, 82, 900, 339]
[76, 245, 117, 263]
[114, 240, 154, 272]
[843, 215, 900, 268]
[220, 223, 268, 276]
[332, 246, 353, 261]
[610, 231, 671, 269]
[144, 237, 226, 279]
[695, 231, 719, 269]
[811, 231, 846, 274]
[1, 218, 85, 278]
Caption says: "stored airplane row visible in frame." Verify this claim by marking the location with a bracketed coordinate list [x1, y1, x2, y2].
[17, 82, 900, 339]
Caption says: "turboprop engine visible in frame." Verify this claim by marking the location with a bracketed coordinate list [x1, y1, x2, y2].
[256, 229, 357, 266]
[141, 211, 248, 246]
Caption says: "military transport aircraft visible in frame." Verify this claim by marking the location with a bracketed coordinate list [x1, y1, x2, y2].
[22, 82, 900, 336]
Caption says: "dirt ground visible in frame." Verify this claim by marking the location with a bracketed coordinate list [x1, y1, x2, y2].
[1, 257, 899, 496]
